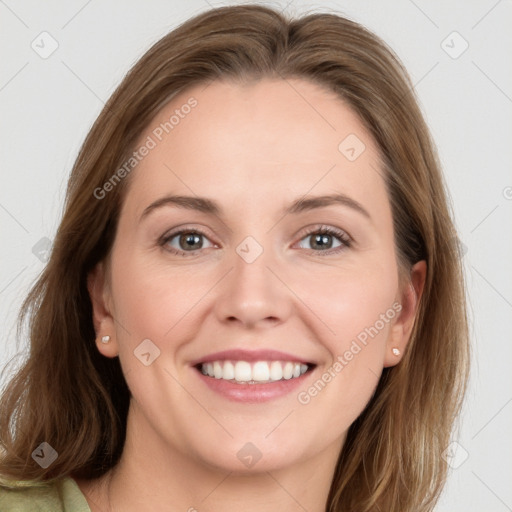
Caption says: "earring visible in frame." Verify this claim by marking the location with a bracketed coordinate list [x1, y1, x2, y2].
[101, 335, 111, 344]
[392, 347, 400, 356]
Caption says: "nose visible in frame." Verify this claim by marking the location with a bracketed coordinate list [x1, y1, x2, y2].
[213, 238, 293, 329]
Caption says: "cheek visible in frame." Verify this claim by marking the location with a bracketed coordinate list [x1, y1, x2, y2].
[291, 258, 398, 347]
[109, 246, 218, 350]
[294, 270, 398, 437]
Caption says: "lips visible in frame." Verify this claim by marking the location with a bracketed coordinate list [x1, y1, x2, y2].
[191, 349, 315, 366]
[191, 349, 316, 401]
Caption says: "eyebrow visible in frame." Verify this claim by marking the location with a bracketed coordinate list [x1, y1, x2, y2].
[139, 193, 371, 222]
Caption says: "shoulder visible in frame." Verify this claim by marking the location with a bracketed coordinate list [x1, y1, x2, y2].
[0, 476, 91, 512]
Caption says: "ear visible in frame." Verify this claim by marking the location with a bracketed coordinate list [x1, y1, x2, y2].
[384, 260, 427, 367]
[87, 261, 119, 358]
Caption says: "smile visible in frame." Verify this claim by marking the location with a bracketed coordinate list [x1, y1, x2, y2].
[191, 349, 317, 402]
[199, 360, 310, 384]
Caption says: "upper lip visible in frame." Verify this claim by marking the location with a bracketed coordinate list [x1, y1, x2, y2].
[190, 349, 316, 367]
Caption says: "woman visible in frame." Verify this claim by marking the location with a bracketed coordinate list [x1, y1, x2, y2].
[0, 5, 469, 511]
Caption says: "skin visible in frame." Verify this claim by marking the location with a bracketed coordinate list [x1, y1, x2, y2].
[77, 78, 426, 511]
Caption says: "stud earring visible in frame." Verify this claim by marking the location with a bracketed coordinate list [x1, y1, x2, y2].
[101, 335, 111, 344]
[392, 347, 400, 356]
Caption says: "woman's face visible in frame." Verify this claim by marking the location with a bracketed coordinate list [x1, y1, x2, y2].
[90, 78, 424, 474]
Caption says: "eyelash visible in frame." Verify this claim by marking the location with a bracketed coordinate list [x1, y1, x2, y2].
[158, 225, 352, 258]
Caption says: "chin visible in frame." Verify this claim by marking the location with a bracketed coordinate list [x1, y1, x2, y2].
[191, 437, 305, 475]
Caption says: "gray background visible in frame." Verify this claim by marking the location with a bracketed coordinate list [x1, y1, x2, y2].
[1, 0, 511, 510]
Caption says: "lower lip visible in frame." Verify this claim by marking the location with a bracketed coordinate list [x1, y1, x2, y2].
[194, 368, 314, 403]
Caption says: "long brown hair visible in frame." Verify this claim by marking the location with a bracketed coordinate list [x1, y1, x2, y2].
[0, 5, 470, 510]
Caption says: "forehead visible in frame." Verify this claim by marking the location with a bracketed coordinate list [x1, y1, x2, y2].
[122, 78, 388, 221]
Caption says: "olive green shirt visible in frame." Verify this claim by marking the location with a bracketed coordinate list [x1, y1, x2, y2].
[0, 476, 90, 511]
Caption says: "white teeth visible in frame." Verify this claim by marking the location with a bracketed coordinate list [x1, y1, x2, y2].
[223, 361, 235, 380]
[269, 361, 283, 381]
[200, 360, 310, 383]
[283, 362, 293, 380]
[234, 361, 252, 382]
[213, 361, 223, 379]
[252, 361, 270, 382]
